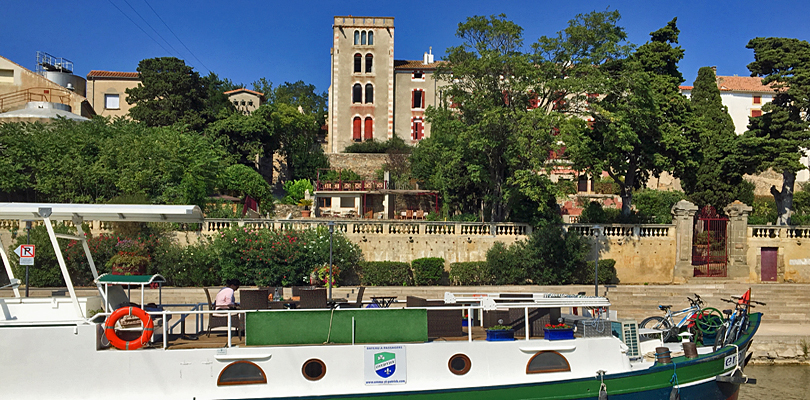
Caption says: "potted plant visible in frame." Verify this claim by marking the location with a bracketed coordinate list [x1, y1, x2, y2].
[106, 239, 150, 276]
[298, 199, 313, 218]
[485, 325, 515, 341]
[310, 264, 339, 288]
[543, 322, 575, 341]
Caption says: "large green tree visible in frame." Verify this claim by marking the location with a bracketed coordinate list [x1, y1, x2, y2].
[126, 57, 208, 129]
[414, 11, 631, 222]
[682, 66, 747, 211]
[741, 37, 810, 225]
[567, 18, 694, 217]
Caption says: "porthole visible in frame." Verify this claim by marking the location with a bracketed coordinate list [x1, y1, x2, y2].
[217, 361, 267, 386]
[302, 358, 327, 381]
[448, 354, 471, 375]
[526, 351, 570, 374]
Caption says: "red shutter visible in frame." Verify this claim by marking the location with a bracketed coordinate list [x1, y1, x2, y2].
[411, 91, 415, 108]
[353, 117, 361, 141]
[422, 91, 426, 109]
[751, 109, 762, 118]
[364, 117, 373, 140]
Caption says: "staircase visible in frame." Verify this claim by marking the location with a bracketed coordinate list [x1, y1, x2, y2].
[0, 87, 72, 112]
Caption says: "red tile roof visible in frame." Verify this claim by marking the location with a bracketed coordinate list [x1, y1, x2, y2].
[394, 60, 444, 70]
[86, 70, 139, 79]
[224, 88, 265, 97]
[715, 76, 776, 93]
[679, 85, 693, 90]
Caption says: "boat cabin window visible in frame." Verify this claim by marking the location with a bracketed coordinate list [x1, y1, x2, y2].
[217, 361, 267, 386]
[526, 351, 570, 374]
[302, 359, 327, 381]
[448, 354, 471, 375]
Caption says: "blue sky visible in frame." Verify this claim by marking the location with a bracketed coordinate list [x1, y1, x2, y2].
[4, 1, 810, 94]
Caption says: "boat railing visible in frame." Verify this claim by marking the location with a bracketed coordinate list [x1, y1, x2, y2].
[95, 298, 614, 350]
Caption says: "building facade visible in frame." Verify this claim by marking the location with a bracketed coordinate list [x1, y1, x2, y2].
[224, 88, 264, 115]
[0, 54, 93, 119]
[86, 70, 140, 118]
[327, 16, 442, 154]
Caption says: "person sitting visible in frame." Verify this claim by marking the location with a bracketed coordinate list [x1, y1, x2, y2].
[214, 279, 240, 317]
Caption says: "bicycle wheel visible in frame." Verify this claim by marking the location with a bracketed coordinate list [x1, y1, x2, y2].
[639, 316, 673, 342]
[696, 307, 725, 333]
[712, 325, 726, 352]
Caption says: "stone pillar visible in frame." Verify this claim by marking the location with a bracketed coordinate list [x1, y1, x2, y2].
[724, 201, 752, 279]
[671, 200, 698, 282]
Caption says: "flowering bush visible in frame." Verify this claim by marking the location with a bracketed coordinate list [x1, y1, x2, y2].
[544, 323, 572, 330]
[310, 264, 339, 288]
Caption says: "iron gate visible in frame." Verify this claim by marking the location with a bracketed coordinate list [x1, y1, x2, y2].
[692, 205, 728, 277]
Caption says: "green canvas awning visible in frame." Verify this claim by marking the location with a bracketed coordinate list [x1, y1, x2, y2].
[95, 273, 165, 285]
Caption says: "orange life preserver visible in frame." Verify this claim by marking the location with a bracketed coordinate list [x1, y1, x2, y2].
[104, 306, 154, 350]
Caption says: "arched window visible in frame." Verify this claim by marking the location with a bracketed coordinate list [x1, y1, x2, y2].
[361, 31, 367, 45]
[353, 84, 362, 103]
[217, 361, 267, 386]
[364, 117, 373, 141]
[526, 351, 571, 374]
[354, 54, 362, 73]
[365, 54, 373, 73]
[412, 89, 424, 109]
[365, 84, 374, 104]
[368, 31, 374, 45]
[412, 118, 424, 140]
[354, 31, 360, 45]
[353, 117, 362, 142]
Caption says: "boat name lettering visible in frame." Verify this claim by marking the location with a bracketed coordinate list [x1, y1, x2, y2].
[724, 353, 738, 368]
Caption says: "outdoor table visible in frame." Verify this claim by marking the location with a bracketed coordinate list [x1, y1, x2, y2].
[371, 296, 397, 308]
[269, 300, 299, 309]
[328, 298, 348, 309]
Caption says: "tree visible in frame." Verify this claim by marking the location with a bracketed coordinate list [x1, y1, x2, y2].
[567, 18, 694, 217]
[742, 37, 810, 225]
[201, 72, 239, 120]
[126, 57, 208, 129]
[205, 105, 278, 167]
[272, 81, 328, 126]
[682, 66, 747, 211]
[272, 103, 329, 181]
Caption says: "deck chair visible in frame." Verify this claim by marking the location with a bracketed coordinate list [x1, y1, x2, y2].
[298, 288, 328, 309]
[406, 209, 414, 219]
[204, 287, 242, 339]
[345, 287, 366, 308]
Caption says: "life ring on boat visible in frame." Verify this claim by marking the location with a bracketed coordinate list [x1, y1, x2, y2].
[104, 306, 154, 350]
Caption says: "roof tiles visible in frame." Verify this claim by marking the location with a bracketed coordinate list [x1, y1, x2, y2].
[86, 70, 140, 79]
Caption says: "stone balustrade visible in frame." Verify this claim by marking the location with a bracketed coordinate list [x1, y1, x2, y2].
[564, 223, 673, 238]
[750, 225, 810, 239]
[203, 219, 531, 237]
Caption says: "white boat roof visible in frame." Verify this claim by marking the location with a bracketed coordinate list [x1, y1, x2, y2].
[0, 203, 204, 223]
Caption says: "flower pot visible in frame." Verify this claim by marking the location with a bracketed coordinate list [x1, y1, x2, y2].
[301, 209, 312, 218]
[544, 328, 575, 341]
[486, 329, 515, 341]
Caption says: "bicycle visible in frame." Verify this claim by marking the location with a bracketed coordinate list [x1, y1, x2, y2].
[640, 294, 724, 342]
[713, 290, 765, 351]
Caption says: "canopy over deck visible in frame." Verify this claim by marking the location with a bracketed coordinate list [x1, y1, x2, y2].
[95, 273, 166, 285]
[0, 203, 204, 223]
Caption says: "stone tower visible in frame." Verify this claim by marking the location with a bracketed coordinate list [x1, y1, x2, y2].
[328, 16, 395, 153]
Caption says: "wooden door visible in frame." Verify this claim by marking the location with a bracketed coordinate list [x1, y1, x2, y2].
[761, 247, 778, 281]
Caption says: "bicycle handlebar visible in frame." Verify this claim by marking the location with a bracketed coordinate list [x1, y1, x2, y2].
[751, 300, 767, 306]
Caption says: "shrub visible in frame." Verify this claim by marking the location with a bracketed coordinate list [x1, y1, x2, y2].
[486, 242, 528, 285]
[749, 195, 777, 225]
[633, 189, 686, 224]
[593, 178, 619, 194]
[573, 259, 619, 285]
[579, 201, 607, 224]
[358, 261, 412, 286]
[449, 262, 492, 285]
[282, 179, 314, 205]
[344, 136, 412, 154]
[412, 257, 445, 285]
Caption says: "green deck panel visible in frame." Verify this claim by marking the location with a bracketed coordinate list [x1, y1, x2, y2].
[95, 273, 165, 285]
[245, 308, 428, 345]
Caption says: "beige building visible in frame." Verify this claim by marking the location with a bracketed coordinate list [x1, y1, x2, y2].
[0, 54, 93, 120]
[327, 16, 446, 153]
[224, 88, 264, 115]
[86, 70, 140, 118]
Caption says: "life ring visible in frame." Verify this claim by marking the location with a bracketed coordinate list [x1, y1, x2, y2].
[104, 306, 154, 350]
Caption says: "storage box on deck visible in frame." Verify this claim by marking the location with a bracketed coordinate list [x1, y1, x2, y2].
[565, 315, 612, 338]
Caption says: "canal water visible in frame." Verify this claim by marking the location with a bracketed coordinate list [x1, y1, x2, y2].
[739, 365, 810, 400]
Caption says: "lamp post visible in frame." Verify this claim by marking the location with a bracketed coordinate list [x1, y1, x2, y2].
[328, 221, 334, 300]
[24, 220, 32, 298]
[592, 225, 602, 297]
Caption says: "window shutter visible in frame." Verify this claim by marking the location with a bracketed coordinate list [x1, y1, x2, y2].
[751, 109, 762, 118]
[353, 117, 362, 141]
[364, 117, 373, 140]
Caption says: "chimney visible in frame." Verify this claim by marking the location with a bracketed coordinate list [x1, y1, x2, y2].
[711, 66, 717, 73]
[423, 47, 434, 64]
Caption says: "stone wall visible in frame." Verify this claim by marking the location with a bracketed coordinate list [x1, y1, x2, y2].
[325, 153, 389, 179]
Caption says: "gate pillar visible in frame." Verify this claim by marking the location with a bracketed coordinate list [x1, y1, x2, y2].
[724, 201, 752, 279]
[672, 200, 698, 282]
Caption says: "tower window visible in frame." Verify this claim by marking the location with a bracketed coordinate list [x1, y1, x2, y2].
[354, 31, 360, 45]
[354, 54, 362, 73]
[361, 31, 367, 45]
[368, 31, 374, 45]
[365, 54, 373, 73]
[365, 84, 374, 104]
[353, 84, 362, 103]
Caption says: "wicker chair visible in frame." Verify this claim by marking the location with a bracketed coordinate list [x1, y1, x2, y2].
[344, 287, 366, 308]
[406, 296, 463, 338]
[298, 288, 328, 309]
[240, 289, 269, 310]
[203, 287, 242, 338]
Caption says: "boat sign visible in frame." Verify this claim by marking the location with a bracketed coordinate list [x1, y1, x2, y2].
[365, 345, 406, 385]
[14, 244, 34, 266]
[724, 353, 739, 368]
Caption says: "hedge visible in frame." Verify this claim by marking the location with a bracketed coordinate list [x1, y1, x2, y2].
[449, 262, 492, 285]
[412, 257, 445, 285]
[359, 261, 413, 286]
